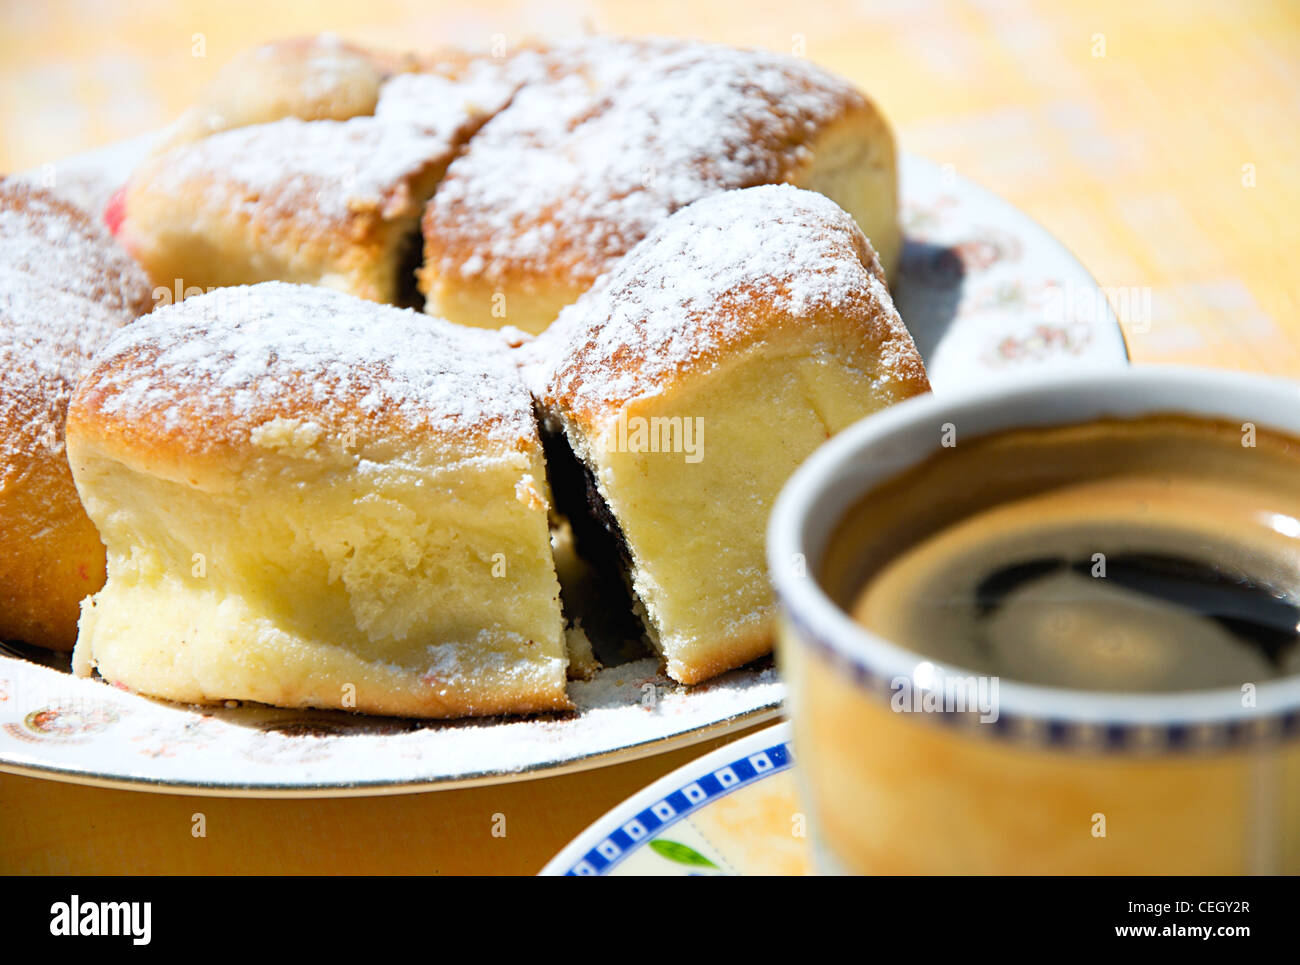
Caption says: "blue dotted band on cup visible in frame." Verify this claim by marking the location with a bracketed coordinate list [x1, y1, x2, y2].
[781, 597, 1300, 755]
[564, 740, 794, 876]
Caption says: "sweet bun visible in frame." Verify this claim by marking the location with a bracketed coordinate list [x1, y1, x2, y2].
[420, 37, 899, 334]
[121, 118, 456, 305]
[529, 184, 928, 684]
[119, 53, 518, 305]
[0, 180, 153, 650]
[66, 282, 568, 717]
[52, 35, 927, 707]
[119, 36, 899, 335]
[157, 34, 397, 152]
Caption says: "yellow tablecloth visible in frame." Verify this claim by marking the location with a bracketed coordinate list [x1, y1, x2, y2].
[2, 0, 1298, 874]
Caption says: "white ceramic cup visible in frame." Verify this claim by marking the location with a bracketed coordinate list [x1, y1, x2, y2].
[768, 366, 1300, 874]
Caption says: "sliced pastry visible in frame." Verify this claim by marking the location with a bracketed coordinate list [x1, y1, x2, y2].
[155, 34, 400, 152]
[530, 185, 929, 684]
[0, 180, 153, 650]
[420, 37, 899, 333]
[66, 282, 567, 717]
[118, 57, 518, 305]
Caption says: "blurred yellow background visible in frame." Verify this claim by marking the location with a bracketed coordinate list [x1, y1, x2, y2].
[2, 0, 1299, 874]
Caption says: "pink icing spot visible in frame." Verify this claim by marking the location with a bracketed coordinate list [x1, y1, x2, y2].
[104, 186, 126, 236]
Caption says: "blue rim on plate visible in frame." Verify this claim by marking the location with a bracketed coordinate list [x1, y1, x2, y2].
[541, 722, 794, 875]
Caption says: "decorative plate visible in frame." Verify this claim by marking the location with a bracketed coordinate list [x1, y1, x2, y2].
[539, 721, 809, 875]
[0, 142, 1127, 796]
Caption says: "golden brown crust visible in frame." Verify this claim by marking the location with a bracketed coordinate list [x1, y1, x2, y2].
[0, 181, 152, 649]
[0, 431, 106, 650]
[120, 44, 529, 304]
[97, 663, 573, 719]
[535, 184, 927, 432]
[419, 38, 876, 331]
[0, 183, 154, 321]
[67, 282, 538, 488]
[121, 117, 462, 303]
[666, 623, 775, 686]
[221, 685, 572, 718]
[156, 34, 396, 152]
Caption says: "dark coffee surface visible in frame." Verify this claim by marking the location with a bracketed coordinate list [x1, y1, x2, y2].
[829, 414, 1300, 692]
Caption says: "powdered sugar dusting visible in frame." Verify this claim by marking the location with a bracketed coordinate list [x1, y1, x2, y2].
[84, 282, 535, 447]
[374, 58, 520, 134]
[535, 184, 914, 417]
[280, 32, 380, 105]
[0, 181, 151, 477]
[424, 37, 866, 286]
[140, 51, 536, 230]
[136, 115, 460, 226]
